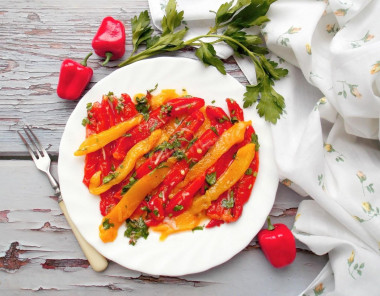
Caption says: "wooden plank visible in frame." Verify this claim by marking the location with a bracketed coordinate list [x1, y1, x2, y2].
[0, 160, 327, 294]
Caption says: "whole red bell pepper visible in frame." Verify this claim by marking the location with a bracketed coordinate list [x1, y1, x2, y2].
[57, 52, 93, 100]
[92, 16, 126, 66]
[257, 217, 296, 268]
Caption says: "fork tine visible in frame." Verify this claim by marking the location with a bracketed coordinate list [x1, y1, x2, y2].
[17, 130, 38, 162]
[25, 125, 47, 156]
[23, 126, 42, 158]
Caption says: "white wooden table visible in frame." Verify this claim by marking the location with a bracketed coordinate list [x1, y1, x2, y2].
[0, 1, 328, 294]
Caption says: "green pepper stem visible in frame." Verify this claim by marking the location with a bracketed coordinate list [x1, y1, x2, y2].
[267, 216, 275, 231]
[102, 52, 113, 66]
[80, 52, 93, 67]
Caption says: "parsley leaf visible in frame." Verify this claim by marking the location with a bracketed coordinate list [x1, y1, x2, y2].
[161, 0, 184, 36]
[195, 42, 226, 75]
[131, 10, 154, 54]
[124, 217, 149, 246]
[243, 77, 285, 124]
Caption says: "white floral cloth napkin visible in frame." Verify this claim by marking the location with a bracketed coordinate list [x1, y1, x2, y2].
[148, 1, 380, 295]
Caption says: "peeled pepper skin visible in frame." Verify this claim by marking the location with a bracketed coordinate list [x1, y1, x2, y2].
[89, 129, 162, 195]
[74, 114, 143, 156]
[99, 163, 172, 243]
[190, 143, 256, 214]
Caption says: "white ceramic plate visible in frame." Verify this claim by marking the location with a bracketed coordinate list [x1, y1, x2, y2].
[58, 57, 278, 276]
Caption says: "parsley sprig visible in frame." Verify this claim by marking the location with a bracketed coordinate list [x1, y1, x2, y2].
[119, 0, 288, 124]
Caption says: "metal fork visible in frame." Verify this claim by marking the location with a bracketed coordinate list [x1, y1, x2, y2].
[18, 125, 108, 272]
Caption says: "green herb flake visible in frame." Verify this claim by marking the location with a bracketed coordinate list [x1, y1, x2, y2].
[245, 168, 253, 175]
[186, 137, 198, 150]
[121, 174, 138, 194]
[173, 205, 184, 212]
[103, 172, 119, 184]
[135, 96, 150, 118]
[231, 116, 239, 124]
[211, 100, 216, 104]
[141, 206, 151, 213]
[153, 209, 159, 216]
[251, 133, 260, 151]
[123, 133, 132, 137]
[124, 217, 149, 246]
[86, 103, 93, 111]
[102, 218, 114, 230]
[82, 117, 90, 126]
[205, 172, 217, 186]
[148, 83, 158, 93]
[222, 191, 235, 209]
[210, 126, 219, 136]
[192, 225, 204, 232]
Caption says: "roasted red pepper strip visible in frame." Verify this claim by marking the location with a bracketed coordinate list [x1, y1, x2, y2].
[257, 217, 296, 268]
[57, 53, 93, 100]
[206, 106, 232, 134]
[135, 111, 204, 178]
[92, 16, 126, 66]
[165, 173, 206, 217]
[226, 98, 244, 122]
[112, 97, 205, 160]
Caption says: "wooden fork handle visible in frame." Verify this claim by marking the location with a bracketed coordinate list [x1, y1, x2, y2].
[59, 200, 108, 272]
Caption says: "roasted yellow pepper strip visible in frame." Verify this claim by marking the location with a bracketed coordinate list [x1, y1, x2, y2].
[190, 143, 256, 214]
[74, 114, 143, 156]
[150, 89, 179, 110]
[173, 121, 251, 193]
[89, 129, 162, 195]
[152, 211, 205, 241]
[99, 163, 172, 243]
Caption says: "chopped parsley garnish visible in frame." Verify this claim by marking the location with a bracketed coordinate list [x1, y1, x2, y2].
[173, 205, 184, 212]
[186, 137, 198, 150]
[82, 117, 90, 126]
[140, 206, 151, 213]
[86, 102, 93, 111]
[192, 225, 204, 232]
[210, 126, 219, 135]
[245, 168, 253, 175]
[121, 173, 138, 194]
[251, 133, 260, 151]
[153, 209, 159, 216]
[205, 172, 217, 186]
[135, 96, 150, 118]
[157, 162, 168, 169]
[222, 191, 235, 209]
[160, 103, 173, 117]
[124, 217, 149, 246]
[103, 172, 119, 184]
[173, 149, 187, 161]
[218, 115, 230, 123]
[147, 83, 158, 93]
[102, 218, 114, 230]
[231, 116, 239, 124]
[123, 133, 132, 137]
